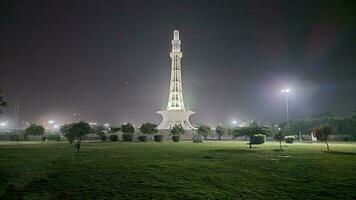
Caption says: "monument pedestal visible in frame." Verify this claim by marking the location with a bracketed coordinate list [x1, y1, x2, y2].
[157, 110, 195, 130]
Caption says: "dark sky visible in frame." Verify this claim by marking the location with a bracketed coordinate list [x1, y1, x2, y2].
[0, 0, 355, 127]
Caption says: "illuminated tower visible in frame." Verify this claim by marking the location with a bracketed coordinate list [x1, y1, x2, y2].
[157, 30, 195, 130]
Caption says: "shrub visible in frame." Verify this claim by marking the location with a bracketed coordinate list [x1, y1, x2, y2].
[197, 125, 211, 140]
[9, 134, 20, 141]
[340, 135, 356, 141]
[101, 134, 107, 142]
[110, 135, 118, 142]
[172, 135, 180, 142]
[140, 123, 158, 135]
[122, 134, 133, 141]
[121, 123, 135, 134]
[193, 134, 203, 143]
[154, 135, 164, 142]
[47, 134, 61, 141]
[22, 134, 30, 141]
[41, 135, 47, 142]
[170, 124, 185, 135]
[139, 135, 147, 142]
[250, 134, 265, 144]
[285, 136, 295, 143]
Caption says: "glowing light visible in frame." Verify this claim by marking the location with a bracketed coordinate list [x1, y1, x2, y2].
[0, 122, 7, 127]
[104, 123, 110, 127]
[48, 120, 54, 124]
[281, 88, 290, 93]
[238, 122, 248, 127]
[54, 125, 59, 129]
[232, 120, 237, 125]
[89, 122, 97, 126]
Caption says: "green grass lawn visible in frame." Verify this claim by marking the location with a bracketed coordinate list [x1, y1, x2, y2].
[1, 141, 356, 200]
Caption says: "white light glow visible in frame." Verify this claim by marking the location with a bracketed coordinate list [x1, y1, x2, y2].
[48, 120, 54, 124]
[281, 88, 290, 93]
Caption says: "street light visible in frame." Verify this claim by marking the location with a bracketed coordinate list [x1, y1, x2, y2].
[281, 88, 290, 128]
[0, 122, 7, 127]
[232, 120, 237, 127]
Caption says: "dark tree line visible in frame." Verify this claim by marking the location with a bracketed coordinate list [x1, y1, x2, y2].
[0, 89, 7, 113]
[281, 112, 356, 138]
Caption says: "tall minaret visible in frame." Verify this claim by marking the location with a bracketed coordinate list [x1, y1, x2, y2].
[167, 30, 185, 111]
[157, 30, 195, 130]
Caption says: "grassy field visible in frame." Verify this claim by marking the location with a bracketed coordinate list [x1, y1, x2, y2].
[1, 141, 356, 200]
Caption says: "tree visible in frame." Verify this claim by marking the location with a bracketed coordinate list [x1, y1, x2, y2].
[233, 123, 266, 149]
[313, 125, 332, 151]
[215, 125, 226, 140]
[60, 124, 72, 142]
[121, 123, 135, 134]
[61, 121, 91, 153]
[312, 112, 334, 119]
[109, 127, 120, 133]
[140, 123, 158, 135]
[25, 124, 45, 136]
[274, 130, 284, 150]
[0, 88, 7, 113]
[197, 124, 211, 140]
[171, 124, 185, 135]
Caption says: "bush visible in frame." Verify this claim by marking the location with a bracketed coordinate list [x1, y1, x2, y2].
[22, 134, 30, 141]
[41, 135, 47, 142]
[9, 134, 20, 141]
[110, 135, 118, 142]
[330, 135, 356, 141]
[341, 135, 356, 141]
[47, 134, 61, 141]
[193, 134, 203, 143]
[250, 134, 265, 144]
[172, 135, 180, 142]
[139, 135, 147, 142]
[285, 136, 295, 144]
[101, 134, 107, 142]
[122, 134, 133, 141]
[154, 135, 164, 142]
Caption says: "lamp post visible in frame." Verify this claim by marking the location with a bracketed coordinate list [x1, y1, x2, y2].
[281, 89, 290, 128]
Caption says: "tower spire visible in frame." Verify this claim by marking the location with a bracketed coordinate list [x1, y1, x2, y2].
[167, 30, 185, 111]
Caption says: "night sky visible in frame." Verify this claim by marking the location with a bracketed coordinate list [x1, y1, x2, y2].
[0, 0, 355, 126]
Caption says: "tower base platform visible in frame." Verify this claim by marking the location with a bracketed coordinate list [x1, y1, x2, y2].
[156, 110, 196, 130]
